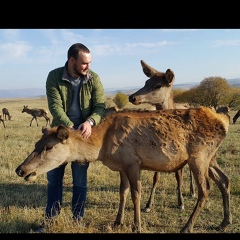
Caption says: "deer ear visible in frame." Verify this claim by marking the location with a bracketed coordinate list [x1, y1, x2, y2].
[165, 69, 175, 84]
[141, 60, 159, 78]
[57, 125, 69, 141]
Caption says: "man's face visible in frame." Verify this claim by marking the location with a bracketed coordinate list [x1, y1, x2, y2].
[73, 52, 92, 76]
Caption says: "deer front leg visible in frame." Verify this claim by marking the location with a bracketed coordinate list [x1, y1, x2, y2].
[30, 117, 34, 127]
[32, 117, 39, 127]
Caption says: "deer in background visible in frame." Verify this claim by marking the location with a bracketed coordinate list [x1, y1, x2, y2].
[22, 105, 50, 127]
[2, 108, 12, 120]
[0, 115, 6, 128]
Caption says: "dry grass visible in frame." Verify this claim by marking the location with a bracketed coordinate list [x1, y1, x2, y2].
[1, 97, 240, 233]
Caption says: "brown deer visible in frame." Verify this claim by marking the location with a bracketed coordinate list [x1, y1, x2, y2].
[16, 107, 231, 233]
[233, 109, 240, 124]
[0, 115, 6, 128]
[2, 108, 12, 120]
[128, 60, 195, 212]
[22, 105, 50, 127]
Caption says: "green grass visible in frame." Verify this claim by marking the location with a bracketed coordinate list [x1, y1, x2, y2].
[0, 98, 240, 233]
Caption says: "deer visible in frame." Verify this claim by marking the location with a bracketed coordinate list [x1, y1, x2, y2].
[0, 115, 6, 128]
[128, 60, 195, 212]
[16, 107, 231, 233]
[22, 105, 50, 127]
[2, 108, 12, 120]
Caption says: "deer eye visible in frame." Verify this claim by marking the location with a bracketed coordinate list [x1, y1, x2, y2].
[154, 85, 161, 90]
[45, 145, 53, 151]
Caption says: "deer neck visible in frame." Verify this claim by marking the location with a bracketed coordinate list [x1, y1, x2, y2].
[70, 120, 111, 163]
[155, 98, 175, 110]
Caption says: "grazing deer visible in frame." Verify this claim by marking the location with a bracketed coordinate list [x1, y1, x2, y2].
[233, 109, 240, 124]
[16, 107, 231, 233]
[128, 60, 195, 212]
[22, 105, 50, 127]
[2, 108, 12, 120]
[0, 115, 6, 128]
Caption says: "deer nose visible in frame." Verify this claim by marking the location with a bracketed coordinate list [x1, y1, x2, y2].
[15, 166, 24, 177]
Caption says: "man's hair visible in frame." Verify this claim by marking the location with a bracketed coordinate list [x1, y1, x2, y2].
[68, 43, 90, 60]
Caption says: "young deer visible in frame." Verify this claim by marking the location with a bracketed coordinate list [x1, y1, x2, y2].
[2, 108, 12, 120]
[22, 105, 50, 127]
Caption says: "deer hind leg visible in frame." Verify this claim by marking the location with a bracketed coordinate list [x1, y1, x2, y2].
[43, 116, 50, 126]
[114, 171, 130, 229]
[175, 168, 185, 210]
[189, 168, 196, 197]
[208, 158, 231, 231]
[180, 159, 210, 233]
[124, 165, 141, 233]
[46, 117, 50, 126]
[143, 171, 160, 213]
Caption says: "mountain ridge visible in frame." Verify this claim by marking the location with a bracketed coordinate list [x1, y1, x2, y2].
[0, 78, 239, 99]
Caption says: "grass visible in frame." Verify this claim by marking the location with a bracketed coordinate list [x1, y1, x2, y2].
[0, 97, 240, 233]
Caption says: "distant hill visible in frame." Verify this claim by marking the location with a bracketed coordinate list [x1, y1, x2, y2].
[0, 78, 239, 99]
[0, 88, 46, 99]
[227, 78, 240, 87]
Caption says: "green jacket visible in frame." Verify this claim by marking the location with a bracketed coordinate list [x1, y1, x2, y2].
[46, 62, 106, 128]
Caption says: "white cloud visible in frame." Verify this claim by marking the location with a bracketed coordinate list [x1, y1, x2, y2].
[0, 41, 32, 64]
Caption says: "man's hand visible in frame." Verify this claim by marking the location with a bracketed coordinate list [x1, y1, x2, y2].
[78, 120, 92, 138]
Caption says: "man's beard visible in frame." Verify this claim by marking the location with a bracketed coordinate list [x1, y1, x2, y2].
[73, 64, 86, 77]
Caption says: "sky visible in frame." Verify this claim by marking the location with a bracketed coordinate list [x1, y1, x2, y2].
[0, 29, 240, 91]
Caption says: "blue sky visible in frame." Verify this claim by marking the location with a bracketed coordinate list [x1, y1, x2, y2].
[0, 29, 240, 90]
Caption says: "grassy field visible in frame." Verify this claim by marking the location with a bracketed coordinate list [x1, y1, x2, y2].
[0, 97, 240, 233]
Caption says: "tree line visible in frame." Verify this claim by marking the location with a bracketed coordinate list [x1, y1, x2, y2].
[174, 76, 240, 110]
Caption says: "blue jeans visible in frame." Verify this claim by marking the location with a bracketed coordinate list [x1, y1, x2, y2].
[45, 161, 89, 221]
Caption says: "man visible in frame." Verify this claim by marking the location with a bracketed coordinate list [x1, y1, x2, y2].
[35, 43, 106, 232]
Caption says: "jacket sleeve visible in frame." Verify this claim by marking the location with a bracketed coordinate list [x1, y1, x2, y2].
[87, 74, 106, 126]
[46, 70, 74, 127]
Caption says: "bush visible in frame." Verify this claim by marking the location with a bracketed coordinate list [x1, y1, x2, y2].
[113, 92, 129, 109]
